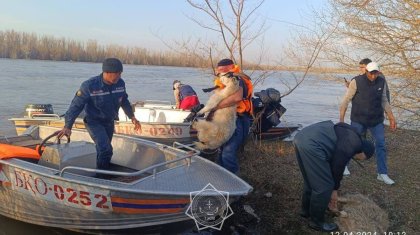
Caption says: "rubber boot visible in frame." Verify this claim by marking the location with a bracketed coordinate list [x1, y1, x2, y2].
[308, 220, 339, 232]
[308, 195, 338, 232]
[300, 185, 311, 218]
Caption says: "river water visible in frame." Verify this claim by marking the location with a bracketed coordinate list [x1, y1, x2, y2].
[0, 58, 349, 234]
[0, 58, 349, 136]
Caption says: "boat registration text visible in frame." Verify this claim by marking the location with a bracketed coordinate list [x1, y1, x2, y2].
[10, 168, 112, 212]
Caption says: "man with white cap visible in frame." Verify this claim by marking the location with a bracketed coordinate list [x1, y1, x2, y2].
[339, 61, 397, 185]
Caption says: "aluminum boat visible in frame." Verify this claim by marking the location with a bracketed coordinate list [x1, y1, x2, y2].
[0, 125, 252, 231]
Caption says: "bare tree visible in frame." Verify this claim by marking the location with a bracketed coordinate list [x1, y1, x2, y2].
[309, 0, 419, 128]
[187, 0, 266, 68]
[183, 0, 334, 101]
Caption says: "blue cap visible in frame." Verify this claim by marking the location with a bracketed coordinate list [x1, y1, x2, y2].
[102, 58, 123, 73]
[217, 58, 234, 67]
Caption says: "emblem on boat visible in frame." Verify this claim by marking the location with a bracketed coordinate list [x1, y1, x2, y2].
[185, 183, 233, 230]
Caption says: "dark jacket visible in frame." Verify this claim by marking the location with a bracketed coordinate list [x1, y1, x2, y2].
[64, 74, 134, 129]
[331, 122, 363, 189]
[179, 84, 197, 100]
[294, 121, 363, 190]
[351, 73, 389, 102]
[351, 74, 385, 127]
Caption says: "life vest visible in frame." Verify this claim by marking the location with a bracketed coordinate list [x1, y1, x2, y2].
[236, 73, 253, 115]
[213, 65, 253, 115]
[178, 84, 197, 100]
[0, 143, 41, 160]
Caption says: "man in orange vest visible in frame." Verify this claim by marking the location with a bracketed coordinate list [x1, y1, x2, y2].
[213, 58, 253, 174]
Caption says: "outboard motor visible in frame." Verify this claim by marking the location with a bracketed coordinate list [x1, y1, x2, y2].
[25, 104, 54, 117]
[252, 88, 286, 133]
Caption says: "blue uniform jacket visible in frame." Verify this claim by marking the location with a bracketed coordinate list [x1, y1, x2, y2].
[64, 74, 135, 129]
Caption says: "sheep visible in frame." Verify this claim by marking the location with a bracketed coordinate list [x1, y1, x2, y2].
[192, 74, 240, 150]
[332, 194, 389, 233]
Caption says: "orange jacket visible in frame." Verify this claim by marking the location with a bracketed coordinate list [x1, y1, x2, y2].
[213, 65, 253, 115]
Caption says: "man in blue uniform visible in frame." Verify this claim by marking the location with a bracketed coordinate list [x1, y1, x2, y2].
[293, 121, 375, 232]
[57, 58, 141, 170]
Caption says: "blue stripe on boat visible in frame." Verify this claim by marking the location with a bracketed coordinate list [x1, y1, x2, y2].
[112, 202, 188, 209]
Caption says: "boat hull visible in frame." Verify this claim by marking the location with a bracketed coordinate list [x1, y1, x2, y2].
[9, 101, 298, 146]
[10, 117, 297, 145]
[0, 163, 191, 229]
[0, 126, 252, 230]
[10, 118, 197, 144]
[253, 126, 300, 140]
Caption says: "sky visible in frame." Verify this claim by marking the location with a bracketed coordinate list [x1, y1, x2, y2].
[0, 0, 326, 61]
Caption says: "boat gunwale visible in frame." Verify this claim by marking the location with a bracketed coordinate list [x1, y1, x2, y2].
[9, 117, 194, 126]
[0, 127, 252, 196]
[0, 157, 251, 196]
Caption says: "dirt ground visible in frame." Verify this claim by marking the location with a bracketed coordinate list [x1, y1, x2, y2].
[235, 127, 419, 234]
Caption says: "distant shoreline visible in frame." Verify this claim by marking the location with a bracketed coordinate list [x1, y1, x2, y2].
[0, 57, 357, 75]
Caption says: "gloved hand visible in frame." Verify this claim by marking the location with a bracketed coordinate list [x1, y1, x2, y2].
[205, 110, 215, 121]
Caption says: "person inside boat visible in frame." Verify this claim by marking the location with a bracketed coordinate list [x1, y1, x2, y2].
[212, 58, 253, 174]
[293, 120, 375, 232]
[57, 58, 141, 170]
[172, 80, 200, 110]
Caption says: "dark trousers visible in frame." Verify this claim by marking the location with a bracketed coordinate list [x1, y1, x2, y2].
[294, 145, 334, 225]
[85, 119, 114, 170]
[218, 114, 250, 174]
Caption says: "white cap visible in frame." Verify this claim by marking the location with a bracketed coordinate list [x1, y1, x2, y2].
[366, 62, 380, 72]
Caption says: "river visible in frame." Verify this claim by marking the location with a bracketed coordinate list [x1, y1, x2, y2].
[0, 58, 349, 136]
[0, 58, 350, 234]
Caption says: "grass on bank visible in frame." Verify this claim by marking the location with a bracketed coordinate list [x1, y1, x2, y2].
[238, 128, 419, 234]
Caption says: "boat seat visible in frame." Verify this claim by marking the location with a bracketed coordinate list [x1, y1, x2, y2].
[0, 135, 35, 144]
[38, 141, 97, 176]
[10, 139, 42, 148]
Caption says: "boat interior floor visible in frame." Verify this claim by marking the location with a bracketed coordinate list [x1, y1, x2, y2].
[1, 135, 151, 183]
[96, 163, 152, 183]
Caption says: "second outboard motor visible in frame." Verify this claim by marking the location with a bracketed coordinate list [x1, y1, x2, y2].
[252, 88, 286, 133]
[25, 104, 54, 117]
